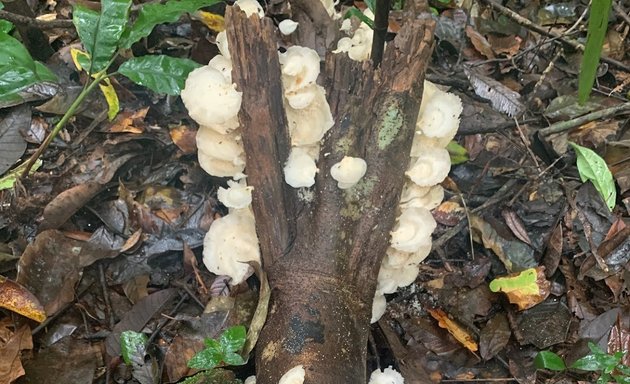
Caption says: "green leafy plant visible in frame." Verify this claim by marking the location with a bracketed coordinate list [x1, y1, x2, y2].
[9, 0, 220, 176]
[569, 142, 616, 211]
[188, 325, 247, 370]
[535, 342, 630, 384]
[578, 0, 612, 104]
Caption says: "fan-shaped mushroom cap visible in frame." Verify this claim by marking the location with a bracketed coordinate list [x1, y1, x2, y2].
[234, 0, 264, 18]
[181, 66, 242, 126]
[390, 207, 436, 252]
[202, 208, 260, 284]
[278, 365, 305, 384]
[399, 183, 444, 210]
[218, 179, 253, 209]
[284, 147, 318, 188]
[330, 156, 367, 189]
[285, 86, 334, 146]
[405, 146, 450, 187]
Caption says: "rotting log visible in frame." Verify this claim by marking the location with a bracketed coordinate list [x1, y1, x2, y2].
[226, 3, 435, 383]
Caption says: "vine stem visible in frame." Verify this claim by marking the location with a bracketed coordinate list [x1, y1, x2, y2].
[21, 71, 108, 178]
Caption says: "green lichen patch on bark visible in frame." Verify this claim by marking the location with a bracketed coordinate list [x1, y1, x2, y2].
[377, 103, 404, 150]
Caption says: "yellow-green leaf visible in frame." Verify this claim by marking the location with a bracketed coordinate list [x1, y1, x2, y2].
[98, 77, 119, 120]
[70, 48, 91, 72]
[569, 142, 616, 211]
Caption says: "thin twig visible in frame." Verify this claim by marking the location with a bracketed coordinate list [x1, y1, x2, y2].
[539, 102, 630, 136]
[0, 10, 73, 29]
[477, 0, 630, 72]
[613, 2, 630, 27]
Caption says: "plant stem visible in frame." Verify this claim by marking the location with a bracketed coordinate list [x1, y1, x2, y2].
[21, 72, 107, 177]
[371, 0, 390, 68]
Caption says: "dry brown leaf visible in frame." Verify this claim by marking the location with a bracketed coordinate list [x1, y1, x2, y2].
[501, 208, 532, 246]
[427, 308, 478, 352]
[169, 125, 197, 155]
[465, 26, 494, 59]
[0, 323, 33, 384]
[105, 107, 148, 133]
[487, 34, 522, 57]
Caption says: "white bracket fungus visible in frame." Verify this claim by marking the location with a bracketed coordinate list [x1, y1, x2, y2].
[369, 366, 405, 384]
[279, 19, 299, 35]
[333, 8, 374, 61]
[284, 147, 318, 188]
[234, 0, 264, 18]
[278, 365, 306, 384]
[371, 81, 462, 323]
[217, 179, 253, 209]
[330, 156, 367, 189]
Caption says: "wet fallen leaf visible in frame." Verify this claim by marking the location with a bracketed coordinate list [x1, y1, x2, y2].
[170, 125, 197, 154]
[516, 300, 571, 348]
[479, 313, 510, 360]
[465, 67, 525, 117]
[17, 229, 121, 315]
[487, 34, 521, 57]
[489, 267, 551, 310]
[0, 275, 46, 322]
[427, 308, 478, 352]
[542, 223, 562, 278]
[192, 10, 225, 32]
[0, 105, 30, 175]
[470, 214, 537, 272]
[502, 208, 532, 246]
[105, 288, 178, 358]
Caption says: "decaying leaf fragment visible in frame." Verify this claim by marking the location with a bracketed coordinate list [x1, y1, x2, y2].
[0, 276, 46, 322]
[489, 267, 551, 310]
[427, 308, 478, 352]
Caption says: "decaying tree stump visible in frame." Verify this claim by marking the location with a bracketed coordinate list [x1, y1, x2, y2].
[226, 3, 435, 383]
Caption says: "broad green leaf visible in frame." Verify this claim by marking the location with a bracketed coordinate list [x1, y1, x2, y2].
[203, 338, 222, 350]
[98, 76, 119, 120]
[0, 33, 57, 105]
[578, 0, 612, 104]
[571, 354, 602, 371]
[118, 55, 200, 95]
[72, 0, 132, 73]
[534, 351, 566, 371]
[120, 331, 148, 365]
[447, 140, 469, 165]
[0, 20, 13, 34]
[222, 351, 245, 366]
[119, 0, 220, 49]
[364, 0, 375, 12]
[569, 142, 616, 211]
[0, 159, 41, 191]
[187, 347, 223, 370]
[343, 8, 374, 29]
[220, 325, 246, 353]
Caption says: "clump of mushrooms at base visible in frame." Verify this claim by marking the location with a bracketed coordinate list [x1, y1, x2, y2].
[180, 0, 463, 374]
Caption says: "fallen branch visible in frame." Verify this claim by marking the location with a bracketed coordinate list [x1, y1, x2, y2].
[539, 102, 630, 136]
[0, 10, 73, 29]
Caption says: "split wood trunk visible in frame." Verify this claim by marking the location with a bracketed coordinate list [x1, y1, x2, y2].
[225, 3, 435, 383]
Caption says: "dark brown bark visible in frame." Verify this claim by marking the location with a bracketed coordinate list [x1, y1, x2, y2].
[225, 4, 435, 383]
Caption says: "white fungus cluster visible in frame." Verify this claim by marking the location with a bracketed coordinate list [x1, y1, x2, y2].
[334, 8, 375, 61]
[279, 46, 334, 188]
[371, 82, 462, 323]
[181, 0, 264, 286]
[369, 366, 405, 384]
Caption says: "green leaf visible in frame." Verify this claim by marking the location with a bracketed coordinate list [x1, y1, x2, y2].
[569, 142, 616, 211]
[534, 351, 567, 371]
[222, 351, 245, 366]
[117, 55, 200, 95]
[120, 331, 148, 366]
[0, 159, 41, 191]
[0, 33, 57, 105]
[220, 325, 246, 353]
[447, 140, 468, 165]
[364, 0, 375, 12]
[571, 354, 603, 371]
[0, 20, 13, 34]
[203, 338, 222, 350]
[119, 0, 220, 49]
[577, 0, 612, 104]
[72, 0, 132, 73]
[188, 347, 223, 370]
[343, 8, 374, 29]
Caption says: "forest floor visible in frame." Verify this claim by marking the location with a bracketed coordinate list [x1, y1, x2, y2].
[0, 0, 629, 383]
